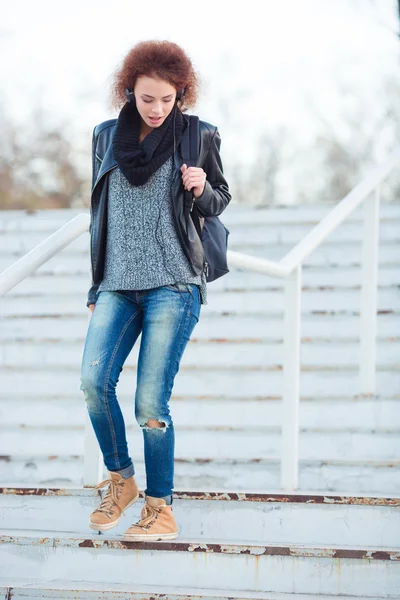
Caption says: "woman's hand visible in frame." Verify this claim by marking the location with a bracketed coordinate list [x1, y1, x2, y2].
[180, 164, 206, 199]
[88, 304, 96, 313]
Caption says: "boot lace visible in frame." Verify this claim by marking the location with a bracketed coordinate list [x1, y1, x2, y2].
[134, 503, 162, 530]
[93, 477, 125, 518]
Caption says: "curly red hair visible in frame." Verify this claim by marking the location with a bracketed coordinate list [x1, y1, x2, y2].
[111, 40, 200, 112]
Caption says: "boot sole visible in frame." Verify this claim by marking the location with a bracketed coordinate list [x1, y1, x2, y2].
[89, 494, 139, 532]
[122, 531, 178, 541]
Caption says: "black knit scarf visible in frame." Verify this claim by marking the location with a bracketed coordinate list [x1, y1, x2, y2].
[112, 101, 186, 187]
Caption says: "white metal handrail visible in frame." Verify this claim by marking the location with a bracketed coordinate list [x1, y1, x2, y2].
[227, 147, 400, 489]
[0, 214, 90, 296]
[1, 147, 399, 489]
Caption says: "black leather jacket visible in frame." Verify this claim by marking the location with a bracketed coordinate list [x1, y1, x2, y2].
[87, 113, 231, 306]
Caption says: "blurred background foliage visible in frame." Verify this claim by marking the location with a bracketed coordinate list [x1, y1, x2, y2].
[1, 0, 400, 210]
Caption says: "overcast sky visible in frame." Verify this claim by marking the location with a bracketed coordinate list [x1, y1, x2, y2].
[1, 0, 399, 201]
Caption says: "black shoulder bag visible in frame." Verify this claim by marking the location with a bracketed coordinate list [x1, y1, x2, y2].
[180, 115, 230, 282]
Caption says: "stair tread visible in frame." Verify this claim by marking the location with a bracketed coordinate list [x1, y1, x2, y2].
[2, 456, 400, 465]
[1, 203, 400, 508]
[1, 529, 398, 556]
[1, 486, 399, 504]
[0, 580, 392, 600]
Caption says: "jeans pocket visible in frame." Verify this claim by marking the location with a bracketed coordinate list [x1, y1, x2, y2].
[165, 283, 194, 293]
[164, 283, 181, 292]
[164, 283, 197, 305]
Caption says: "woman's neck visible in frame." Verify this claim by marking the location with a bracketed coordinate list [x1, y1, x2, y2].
[139, 118, 152, 143]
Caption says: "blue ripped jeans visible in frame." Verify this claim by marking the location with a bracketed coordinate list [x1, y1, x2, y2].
[79, 283, 200, 504]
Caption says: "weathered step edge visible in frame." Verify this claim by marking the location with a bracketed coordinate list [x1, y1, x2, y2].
[2, 456, 400, 467]
[0, 581, 393, 600]
[1, 487, 399, 506]
[1, 532, 399, 561]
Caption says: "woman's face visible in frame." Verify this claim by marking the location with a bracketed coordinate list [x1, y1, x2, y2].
[134, 75, 177, 131]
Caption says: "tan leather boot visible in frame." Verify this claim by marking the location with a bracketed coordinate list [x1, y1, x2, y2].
[123, 495, 178, 541]
[89, 471, 139, 531]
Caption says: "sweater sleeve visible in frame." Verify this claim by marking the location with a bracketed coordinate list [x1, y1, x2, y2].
[194, 128, 231, 217]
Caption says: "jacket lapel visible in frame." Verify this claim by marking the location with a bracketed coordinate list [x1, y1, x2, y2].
[92, 125, 118, 191]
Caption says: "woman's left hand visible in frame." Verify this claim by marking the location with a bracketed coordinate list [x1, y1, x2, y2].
[180, 164, 206, 199]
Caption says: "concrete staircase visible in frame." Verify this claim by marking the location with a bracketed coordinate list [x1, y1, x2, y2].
[0, 487, 398, 597]
[0, 203, 399, 493]
[1, 202, 400, 596]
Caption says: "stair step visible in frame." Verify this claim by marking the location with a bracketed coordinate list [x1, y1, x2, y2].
[2, 397, 399, 430]
[2, 313, 399, 343]
[1, 368, 399, 398]
[1, 265, 400, 289]
[0, 296, 400, 324]
[0, 488, 398, 547]
[1, 202, 399, 505]
[1, 457, 399, 494]
[3, 225, 400, 254]
[3, 583, 391, 600]
[2, 288, 400, 313]
[2, 214, 400, 239]
[2, 240, 400, 269]
[2, 426, 399, 462]
[1, 202, 398, 229]
[2, 339, 400, 369]
[0, 530, 398, 596]
[0, 581, 391, 600]
[219, 202, 400, 224]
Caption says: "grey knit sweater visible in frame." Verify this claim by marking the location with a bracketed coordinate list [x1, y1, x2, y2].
[98, 155, 208, 304]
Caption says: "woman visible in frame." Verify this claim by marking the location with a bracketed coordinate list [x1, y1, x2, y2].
[80, 39, 231, 542]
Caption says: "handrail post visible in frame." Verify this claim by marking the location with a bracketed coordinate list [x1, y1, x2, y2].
[360, 187, 380, 394]
[83, 309, 103, 487]
[281, 264, 302, 490]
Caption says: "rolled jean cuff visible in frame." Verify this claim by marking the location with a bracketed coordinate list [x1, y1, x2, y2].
[145, 493, 173, 505]
[114, 463, 135, 479]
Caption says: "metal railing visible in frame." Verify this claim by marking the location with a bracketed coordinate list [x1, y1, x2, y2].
[1, 148, 399, 489]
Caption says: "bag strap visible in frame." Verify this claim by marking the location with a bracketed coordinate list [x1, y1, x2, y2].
[181, 115, 203, 239]
[181, 114, 200, 167]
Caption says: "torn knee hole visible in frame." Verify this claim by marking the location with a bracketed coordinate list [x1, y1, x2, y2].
[145, 418, 166, 429]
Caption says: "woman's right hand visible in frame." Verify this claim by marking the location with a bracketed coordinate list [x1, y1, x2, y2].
[88, 304, 96, 313]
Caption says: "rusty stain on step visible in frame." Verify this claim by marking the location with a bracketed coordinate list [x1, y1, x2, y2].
[0, 535, 382, 560]
[1, 486, 399, 506]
